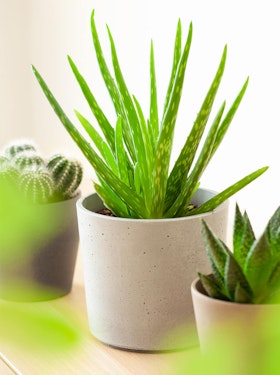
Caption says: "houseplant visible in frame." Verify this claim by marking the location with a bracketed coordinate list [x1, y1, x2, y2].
[0, 139, 83, 301]
[32, 11, 267, 350]
[191, 205, 280, 350]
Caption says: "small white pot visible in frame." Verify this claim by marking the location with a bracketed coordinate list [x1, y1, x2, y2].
[191, 277, 280, 350]
[77, 189, 229, 351]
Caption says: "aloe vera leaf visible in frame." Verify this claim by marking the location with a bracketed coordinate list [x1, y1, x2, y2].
[198, 273, 228, 300]
[149, 41, 159, 144]
[175, 102, 226, 217]
[90, 11, 135, 161]
[133, 162, 141, 195]
[187, 166, 269, 216]
[133, 96, 154, 206]
[115, 117, 129, 185]
[32, 65, 146, 218]
[162, 19, 182, 117]
[68, 56, 115, 151]
[133, 96, 153, 173]
[233, 208, 256, 268]
[210, 78, 249, 158]
[165, 101, 225, 217]
[165, 101, 224, 215]
[75, 110, 117, 173]
[244, 231, 273, 297]
[151, 23, 192, 217]
[165, 47, 227, 213]
[201, 220, 229, 282]
[106, 27, 151, 205]
[224, 252, 253, 301]
[94, 182, 129, 217]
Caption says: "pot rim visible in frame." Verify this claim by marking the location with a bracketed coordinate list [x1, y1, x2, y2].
[191, 276, 279, 308]
[76, 188, 229, 223]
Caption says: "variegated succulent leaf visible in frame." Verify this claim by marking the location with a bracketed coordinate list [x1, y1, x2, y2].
[199, 205, 280, 304]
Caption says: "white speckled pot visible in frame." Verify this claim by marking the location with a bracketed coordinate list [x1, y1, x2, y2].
[76, 189, 229, 351]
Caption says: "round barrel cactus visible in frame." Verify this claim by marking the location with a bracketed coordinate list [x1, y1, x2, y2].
[47, 154, 83, 200]
[4, 141, 37, 159]
[13, 151, 45, 170]
[20, 168, 54, 204]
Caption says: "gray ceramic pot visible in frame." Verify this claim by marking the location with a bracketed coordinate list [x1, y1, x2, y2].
[76, 189, 229, 351]
[0, 192, 80, 301]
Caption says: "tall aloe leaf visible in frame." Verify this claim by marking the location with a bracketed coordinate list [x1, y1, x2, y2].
[164, 47, 227, 213]
[68, 56, 115, 151]
[188, 166, 268, 216]
[32, 66, 147, 218]
[106, 27, 150, 206]
[169, 102, 225, 217]
[162, 19, 182, 117]
[74, 111, 117, 174]
[210, 78, 249, 159]
[90, 11, 135, 161]
[151, 23, 192, 217]
[115, 117, 129, 185]
[149, 41, 159, 145]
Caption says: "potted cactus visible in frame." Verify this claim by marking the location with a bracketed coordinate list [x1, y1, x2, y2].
[32, 11, 267, 351]
[0, 139, 83, 301]
[191, 205, 280, 350]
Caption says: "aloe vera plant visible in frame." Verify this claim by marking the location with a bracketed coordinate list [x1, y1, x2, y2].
[199, 205, 280, 303]
[32, 10, 267, 219]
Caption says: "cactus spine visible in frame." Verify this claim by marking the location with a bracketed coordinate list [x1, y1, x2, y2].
[47, 154, 83, 199]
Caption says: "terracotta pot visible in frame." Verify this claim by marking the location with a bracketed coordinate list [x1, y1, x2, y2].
[0, 192, 80, 301]
[191, 277, 280, 350]
[76, 189, 229, 351]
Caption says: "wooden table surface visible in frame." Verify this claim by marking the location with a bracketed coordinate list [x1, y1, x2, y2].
[0, 250, 197, 375]
[0, 180, 198, 375]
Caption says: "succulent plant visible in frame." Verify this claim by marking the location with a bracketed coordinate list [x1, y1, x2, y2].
[199, 205, 280, 304]
[47, 154, 83, 199]
[19, 168, 54, 204]
[0, 140, 83, 203]
[32, 11, 267, 218]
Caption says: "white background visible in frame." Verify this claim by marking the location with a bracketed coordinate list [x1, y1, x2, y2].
[1, 0, 278, 234]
